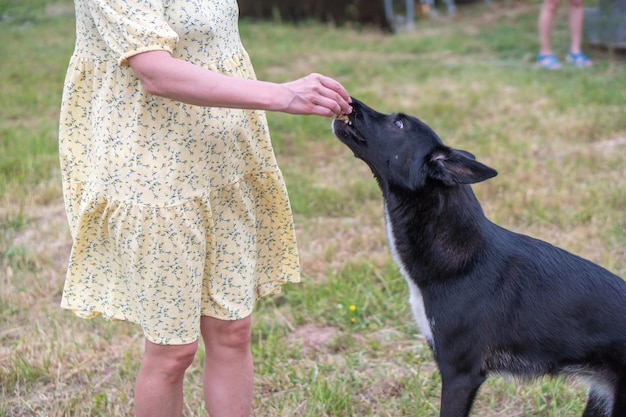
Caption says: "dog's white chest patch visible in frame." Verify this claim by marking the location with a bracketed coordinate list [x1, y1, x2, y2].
[384, 204, 434, 347]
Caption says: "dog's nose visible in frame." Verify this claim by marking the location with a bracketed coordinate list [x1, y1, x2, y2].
[347, 97, 362, 118]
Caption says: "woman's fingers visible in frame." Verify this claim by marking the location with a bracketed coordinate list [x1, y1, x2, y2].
[310, 73, 352, 116]
[281, 73, 352, 117]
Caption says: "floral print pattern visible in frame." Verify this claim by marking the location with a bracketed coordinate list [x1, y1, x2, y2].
[59, 0, 300, 345]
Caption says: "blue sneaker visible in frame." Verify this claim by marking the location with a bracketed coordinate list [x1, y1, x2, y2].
[536, 54, 561, 69]
[566, 51, 592, 67]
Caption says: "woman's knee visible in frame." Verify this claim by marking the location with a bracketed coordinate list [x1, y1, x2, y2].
[143, 339, 199, 377]
[201, 315, 252, 351]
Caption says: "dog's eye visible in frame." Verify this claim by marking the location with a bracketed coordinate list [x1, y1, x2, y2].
[394, 119, 404, 129]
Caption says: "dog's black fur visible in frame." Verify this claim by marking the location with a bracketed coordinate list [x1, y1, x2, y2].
[332, 98, 626, 417]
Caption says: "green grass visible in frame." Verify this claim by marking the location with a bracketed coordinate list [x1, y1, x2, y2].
[1, 0, 625, 415]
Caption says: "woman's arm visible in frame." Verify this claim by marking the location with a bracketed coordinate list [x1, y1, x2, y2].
[128, 50, 352, 117]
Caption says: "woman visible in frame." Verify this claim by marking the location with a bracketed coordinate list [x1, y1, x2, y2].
[58, 1, 351, 416]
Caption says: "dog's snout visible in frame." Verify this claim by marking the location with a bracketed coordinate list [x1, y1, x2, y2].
[348, 98, 363, 115]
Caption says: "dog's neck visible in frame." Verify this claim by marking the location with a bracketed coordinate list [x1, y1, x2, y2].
[383, 182, 488, 284]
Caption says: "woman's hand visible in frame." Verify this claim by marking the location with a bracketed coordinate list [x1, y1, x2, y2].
[277, 73, 352, 117]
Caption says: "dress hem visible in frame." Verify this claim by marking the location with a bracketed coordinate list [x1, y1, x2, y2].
[61, 275, 300, 345]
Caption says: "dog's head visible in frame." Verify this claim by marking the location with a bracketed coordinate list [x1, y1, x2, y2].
[332, 98, 497, 192]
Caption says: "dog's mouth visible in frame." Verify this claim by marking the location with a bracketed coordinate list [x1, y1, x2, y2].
[332, 109, 366, 144]
[336, 113, 353, 126]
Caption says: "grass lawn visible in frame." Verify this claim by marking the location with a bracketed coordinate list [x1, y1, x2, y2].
[1, 0, 625, 415]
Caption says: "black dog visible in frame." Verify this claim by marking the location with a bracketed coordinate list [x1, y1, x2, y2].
[332, 98, 626, 417]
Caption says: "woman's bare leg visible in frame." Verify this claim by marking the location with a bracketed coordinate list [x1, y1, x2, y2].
[134, 339, 198, 417]
[201, 315, 254, 417]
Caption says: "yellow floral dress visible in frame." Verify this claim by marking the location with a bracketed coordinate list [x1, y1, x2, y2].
[59, 0, 300, 345]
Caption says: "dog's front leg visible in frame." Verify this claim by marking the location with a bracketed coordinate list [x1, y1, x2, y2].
[438, 367, 485, 417]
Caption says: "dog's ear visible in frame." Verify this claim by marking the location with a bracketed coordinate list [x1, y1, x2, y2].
[427, 147, 497, 186]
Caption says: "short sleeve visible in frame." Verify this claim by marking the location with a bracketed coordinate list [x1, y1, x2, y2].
[87, 0, 179, 66]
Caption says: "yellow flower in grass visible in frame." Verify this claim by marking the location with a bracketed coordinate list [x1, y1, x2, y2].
[348, 305, 358, 324]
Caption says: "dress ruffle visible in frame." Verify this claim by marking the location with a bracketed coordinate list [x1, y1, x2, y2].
[61, 171, 300, 345]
